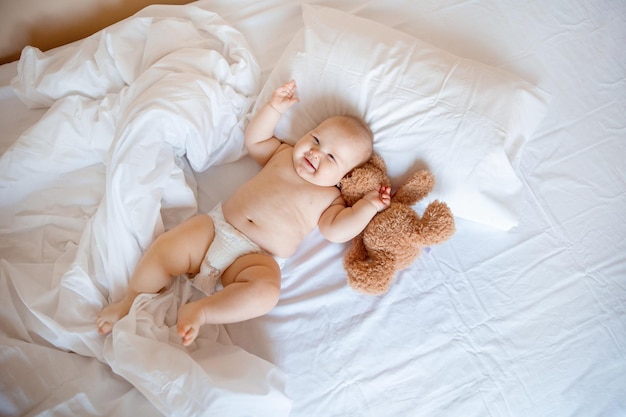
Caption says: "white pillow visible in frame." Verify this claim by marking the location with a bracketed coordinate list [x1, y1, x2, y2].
[254, 4, 549, 230]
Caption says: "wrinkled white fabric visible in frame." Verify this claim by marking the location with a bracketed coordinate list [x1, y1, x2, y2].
[0, 4, 291, 416]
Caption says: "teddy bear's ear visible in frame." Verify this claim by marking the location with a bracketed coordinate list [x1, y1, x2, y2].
[339, 153, 390, 206]
[338, 172, 366, 206]
[367, 153, 387, 173]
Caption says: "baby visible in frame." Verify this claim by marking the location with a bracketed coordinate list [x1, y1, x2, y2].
[97, 80, 391, 346]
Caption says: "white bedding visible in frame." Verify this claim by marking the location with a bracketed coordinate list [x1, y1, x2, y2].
[1, 1, 625, 416]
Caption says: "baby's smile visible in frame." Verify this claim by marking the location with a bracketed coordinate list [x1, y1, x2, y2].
[304, 155, 317, 172]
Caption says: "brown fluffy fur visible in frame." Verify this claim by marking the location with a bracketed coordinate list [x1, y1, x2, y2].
[339, 153, 456, 295]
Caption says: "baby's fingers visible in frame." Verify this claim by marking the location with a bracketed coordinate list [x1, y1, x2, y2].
[380, 186, 392, 207]
[271, 80, 299, 113]
[277, 80, 297, 96]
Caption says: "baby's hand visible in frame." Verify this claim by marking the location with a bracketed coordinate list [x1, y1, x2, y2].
[269, 80, 299, 114]
[364, 185, 391, 212]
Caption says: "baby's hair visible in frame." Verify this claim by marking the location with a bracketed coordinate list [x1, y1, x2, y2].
[336, 114, 374, 165]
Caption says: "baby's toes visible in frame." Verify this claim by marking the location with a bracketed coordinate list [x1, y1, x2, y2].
[97, 321, 112, 335]
[176, 322, 192, 345]
[177, 322, 188, 338]
[181, 327, 197, 346]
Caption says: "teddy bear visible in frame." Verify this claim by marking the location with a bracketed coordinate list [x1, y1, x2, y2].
[339, 153, 456, 295]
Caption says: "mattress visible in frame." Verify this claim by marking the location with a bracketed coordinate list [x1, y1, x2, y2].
[1, 0, 625, 416]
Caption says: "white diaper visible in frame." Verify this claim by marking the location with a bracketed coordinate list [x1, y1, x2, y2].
[192, 203, 262, 295]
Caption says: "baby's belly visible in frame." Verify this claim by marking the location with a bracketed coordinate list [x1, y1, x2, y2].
[223, 205, 309, 258]
[238, 222, 301, 258]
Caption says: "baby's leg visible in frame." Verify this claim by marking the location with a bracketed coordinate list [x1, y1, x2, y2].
[97, 214, 215, 335]
[177, 253, 281, 346]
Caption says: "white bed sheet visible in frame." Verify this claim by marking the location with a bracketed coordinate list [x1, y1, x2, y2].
[1, 0, 625, 416]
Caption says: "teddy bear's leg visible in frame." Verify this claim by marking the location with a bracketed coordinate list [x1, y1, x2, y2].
[420, 200, 456, 246]
[343, 238, 395, 296]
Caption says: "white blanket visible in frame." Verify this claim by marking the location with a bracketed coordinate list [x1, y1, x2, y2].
[0, 5, 291, 416]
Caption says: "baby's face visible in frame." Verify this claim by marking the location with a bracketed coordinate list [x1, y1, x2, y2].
[292, 117, 370, 187]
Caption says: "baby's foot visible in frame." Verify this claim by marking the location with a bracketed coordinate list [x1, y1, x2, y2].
[177, 301, 207, 346]
[96, 297, 133, 335]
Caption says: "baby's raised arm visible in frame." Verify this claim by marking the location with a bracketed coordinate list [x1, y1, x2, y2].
[245, 80, 300, 166]
[318, 185, 391, 243]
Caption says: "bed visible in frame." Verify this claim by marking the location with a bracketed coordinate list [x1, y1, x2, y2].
[1, 0, 625, 416]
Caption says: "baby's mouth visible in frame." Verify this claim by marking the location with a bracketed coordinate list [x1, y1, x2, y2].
[305, 157, 316, 172]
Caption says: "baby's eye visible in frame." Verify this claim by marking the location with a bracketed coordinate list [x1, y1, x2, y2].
[312, 135, 320, 144]
[328, 154, 336, 162]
